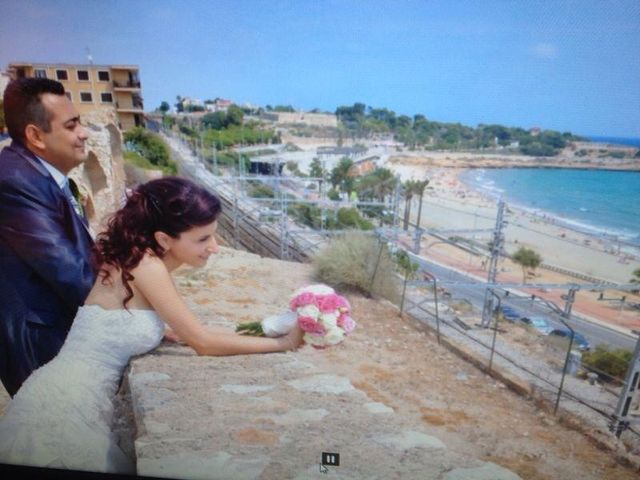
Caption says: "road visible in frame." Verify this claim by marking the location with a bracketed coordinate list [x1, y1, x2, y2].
[407, 254, 637, 351]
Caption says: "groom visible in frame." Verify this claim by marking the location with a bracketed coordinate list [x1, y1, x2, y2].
[0, 78, 96, 396]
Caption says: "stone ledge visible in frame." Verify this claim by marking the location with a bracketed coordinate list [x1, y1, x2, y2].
[127, 347, 522, 479]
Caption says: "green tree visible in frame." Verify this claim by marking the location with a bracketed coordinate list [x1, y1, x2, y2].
[630, 268, 640, 284]
[412, 179, 429, 229]
[273, 105, 295, 112]
[202, 111, 227, 130]
[124, 127, 173, 169]
[159, 101, 170, 115]
[402, 179, 419, 230]
[330, 157, 355, 193]
[354, 168, 396, 202]
[175, 95, 183, 113]
[286, 160, 303, 176]
[226, 104, 244, 126]
[511, 246, 543, 283]
[309, 157, 324, 178]
[394, 250, 419, 279]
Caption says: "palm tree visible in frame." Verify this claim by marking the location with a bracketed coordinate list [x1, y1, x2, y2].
[413, 179, 429, 229]
[330, 157, 355, 194]
[402, 179, 418, 230]
[370, 168, 396, 202]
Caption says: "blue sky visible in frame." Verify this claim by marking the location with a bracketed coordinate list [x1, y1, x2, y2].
[2, 0, 639, 137]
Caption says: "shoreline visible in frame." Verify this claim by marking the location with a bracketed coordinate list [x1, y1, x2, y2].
[457, 170, 640, 253]
[387, 162, 640, 285]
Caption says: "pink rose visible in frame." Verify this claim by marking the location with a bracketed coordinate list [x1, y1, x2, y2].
[317, 294, 340, 313]
[290, 291, 317, 311]
[298, 316, 326, 335]
[335, 295, 350, 312]
[337, 314, 356, 334]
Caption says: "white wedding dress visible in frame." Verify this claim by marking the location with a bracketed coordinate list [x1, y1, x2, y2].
[0, 304, 165, 474]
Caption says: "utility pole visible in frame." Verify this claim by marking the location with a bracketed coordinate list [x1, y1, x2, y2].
[480, 200, 506, 328]
[561, 288, 577, 318]
[610, 332, 640, 437]
[413, 227, 424, 254]
[392, 177, 401, 243]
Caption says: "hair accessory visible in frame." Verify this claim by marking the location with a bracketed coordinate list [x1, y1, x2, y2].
[146, 192, 163, 215]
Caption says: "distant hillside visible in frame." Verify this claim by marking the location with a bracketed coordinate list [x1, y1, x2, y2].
[335, 102, 586, 157]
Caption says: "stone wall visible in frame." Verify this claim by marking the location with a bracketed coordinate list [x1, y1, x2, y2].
[68, 109, 127, 230]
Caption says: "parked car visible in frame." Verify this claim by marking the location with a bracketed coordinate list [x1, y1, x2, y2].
[548, 328, 591, 351]
[496, 305, 522, 322]
[520, 316, 554, 335]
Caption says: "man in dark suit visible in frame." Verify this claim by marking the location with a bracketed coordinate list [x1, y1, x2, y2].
[0, 78, 96, 396]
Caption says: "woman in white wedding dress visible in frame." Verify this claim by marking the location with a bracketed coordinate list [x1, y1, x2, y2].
[0, 177, 304, 474]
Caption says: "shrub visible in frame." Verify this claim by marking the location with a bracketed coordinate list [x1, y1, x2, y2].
[312, 231, 399, 302]
[519, 142, 558, 157]
[123, 149, 177, 175]
[394, 249, 419, 278]
[336, 207, 374, 230]
[581, 345, 632, 381]
[327, 188, 341, 201]
[124, 127, 175, 171]
[248, 183, 275, 198]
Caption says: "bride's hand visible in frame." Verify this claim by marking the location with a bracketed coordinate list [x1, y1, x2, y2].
[163, 328, 183, 343]
[282, 323, 304, 351]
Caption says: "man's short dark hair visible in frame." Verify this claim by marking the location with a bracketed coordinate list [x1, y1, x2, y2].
[3, 78, 66, 142]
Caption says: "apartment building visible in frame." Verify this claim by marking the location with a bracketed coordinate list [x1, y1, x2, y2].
[7, 62, 144, 131]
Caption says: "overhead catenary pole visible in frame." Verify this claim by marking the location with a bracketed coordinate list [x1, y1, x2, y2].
[610, 332, 640, 437]
[480, 200, 506, 328]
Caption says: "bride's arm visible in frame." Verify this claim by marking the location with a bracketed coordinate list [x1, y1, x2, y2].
[131, 256, 303, 355]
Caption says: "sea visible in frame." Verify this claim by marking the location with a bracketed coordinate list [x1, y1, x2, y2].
[460, 160, 640, 248]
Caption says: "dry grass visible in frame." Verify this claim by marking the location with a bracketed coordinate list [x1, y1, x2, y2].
[312, 231, 400, 302]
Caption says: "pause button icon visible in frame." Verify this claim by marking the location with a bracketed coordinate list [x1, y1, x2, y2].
[321, 452, 340, 466]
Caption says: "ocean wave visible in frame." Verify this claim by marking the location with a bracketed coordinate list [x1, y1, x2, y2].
[513, 203, 640, 245]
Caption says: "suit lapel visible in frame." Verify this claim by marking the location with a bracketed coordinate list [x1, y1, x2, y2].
[9, 142, 94, 239]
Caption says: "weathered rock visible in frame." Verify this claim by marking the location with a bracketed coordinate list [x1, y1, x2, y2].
[68, 108, 126, 230]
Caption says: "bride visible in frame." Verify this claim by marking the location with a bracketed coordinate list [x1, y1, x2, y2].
[0, 177, 304, 474]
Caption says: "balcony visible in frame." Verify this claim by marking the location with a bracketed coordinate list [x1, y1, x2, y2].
[115, 101, 144, 113]
[113, 80, 141, 90]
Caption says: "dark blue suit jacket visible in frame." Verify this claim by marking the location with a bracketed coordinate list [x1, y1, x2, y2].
[0, 141, 96, 396]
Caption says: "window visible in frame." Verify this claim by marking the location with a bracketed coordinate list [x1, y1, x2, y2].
[77, 70, 89, 81]
[79, 92, 93, 103]
[65, 92, 72, 101]
[56, 70, 68, 81]
[34, 69, 47, 79]
[98, 71, 110, 82]
[100, 92, 113, 103]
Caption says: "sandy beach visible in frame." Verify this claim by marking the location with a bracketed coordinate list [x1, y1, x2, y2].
[385, 159, 640, 334]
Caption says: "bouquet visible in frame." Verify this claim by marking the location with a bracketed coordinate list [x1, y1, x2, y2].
[236, 284, 356, 348]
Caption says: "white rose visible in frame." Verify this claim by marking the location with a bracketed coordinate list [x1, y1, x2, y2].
[319, 311, 338, 328]
[298, 304, 320, 318]
[291, 284, 334, 300]
[304, 333, 326, 347]
[324, 327, 345, 345]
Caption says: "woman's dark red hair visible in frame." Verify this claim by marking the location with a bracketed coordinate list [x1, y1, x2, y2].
[94, 176, 222, 307]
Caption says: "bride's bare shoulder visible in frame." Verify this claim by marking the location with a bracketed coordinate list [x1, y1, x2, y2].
[132, 252, 169, 275]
